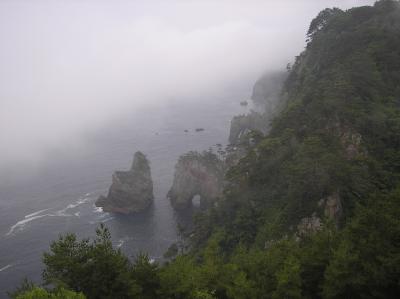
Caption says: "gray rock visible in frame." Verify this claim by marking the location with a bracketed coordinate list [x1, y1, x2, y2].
[228, 112, 267, 145]
[96, 151, 153, 214]
[168, 151, 224, 209]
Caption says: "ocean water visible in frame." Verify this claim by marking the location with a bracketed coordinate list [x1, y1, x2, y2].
[0, 87, 250, 297]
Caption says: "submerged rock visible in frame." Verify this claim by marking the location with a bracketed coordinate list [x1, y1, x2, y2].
[96, 151, 153, 214]
[168, 151, 224, 210]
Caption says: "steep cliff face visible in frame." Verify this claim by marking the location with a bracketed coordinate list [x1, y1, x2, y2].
[96, 151, 153, 214]
[229, 112, 267, 145]
[168, 151, 224, 209]
[228, 71, 287, 145]
[251, 71, 287, 112]
[192, 0, 400, 254]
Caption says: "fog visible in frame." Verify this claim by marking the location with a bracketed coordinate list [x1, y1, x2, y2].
[0, 0, 373, 171]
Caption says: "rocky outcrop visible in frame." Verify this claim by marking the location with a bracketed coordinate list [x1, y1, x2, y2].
[297, 213, 322, 237]
[296, 192, 343, 238]
[229, 112, 267, 145]
[327, 122, 364, 160]
[340, 129, 362, 160]
[96, 151, 153, 214]
[228, 71, 287, 145]
[168, 151, 225, 209]
[319, 192, 342, 223]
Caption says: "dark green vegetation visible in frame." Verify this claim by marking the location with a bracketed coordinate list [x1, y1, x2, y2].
[15, 287, 85, 299]
[14, 1, 400, 298]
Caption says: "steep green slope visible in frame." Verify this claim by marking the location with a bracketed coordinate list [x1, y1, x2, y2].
[177, 1, 400, 298]
[192, 0, 400, 245]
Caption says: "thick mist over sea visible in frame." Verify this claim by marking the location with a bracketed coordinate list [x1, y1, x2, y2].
[0, 0, 374, 297]
[0, 0, 373, 174]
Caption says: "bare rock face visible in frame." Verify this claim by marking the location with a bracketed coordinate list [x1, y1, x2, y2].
[229, 112, 267, 145]
[228, 71, 287, 146]
[320, 192, 342, 222]
[297, 213, 322, 237]
[168, 151, 224, 210]
[96, 151, 153, 214]
[340, 129, 363, 160]
[251, 71, 287, 111]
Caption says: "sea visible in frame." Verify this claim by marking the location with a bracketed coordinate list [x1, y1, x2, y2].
[0, 84, 251, 297]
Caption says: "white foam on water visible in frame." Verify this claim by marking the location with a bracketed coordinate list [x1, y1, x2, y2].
[101, 216, 114, 223]
[93, 206, 103, 213]
[6, 194, 95, 236]
[116, 239, 125, 248]
[115, 237, 132, 249]
[24, 208, 51, 219]
[0, 264, 13, 272]
[6, 214, 49, 236]
[98, 212, 110, 219]
[89, 213, 113, 225]
[53, 196, 92, 216]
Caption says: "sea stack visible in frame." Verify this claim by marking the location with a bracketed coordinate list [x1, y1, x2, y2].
[96, 151, 153, 214]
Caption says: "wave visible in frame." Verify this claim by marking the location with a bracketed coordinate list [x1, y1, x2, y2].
[93, 206, 103, 213]
[90, 215, 114, 225]
[0, 264, 13, 272]
[52, 196, 93, 217]
[116, 239, 125, 248]
[101, 216, 114, 223]
[24, 208, 51, 219]
[115, 236, 133, 249]
[6, 194, 95, 236]
[6, 214, 49, 236]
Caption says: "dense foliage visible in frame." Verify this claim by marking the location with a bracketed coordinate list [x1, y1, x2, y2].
[15, 287, 85, 299]
[14, 1, 400, 298]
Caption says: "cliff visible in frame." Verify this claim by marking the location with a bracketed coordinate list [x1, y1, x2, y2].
[251, 71, 287, 111]
[228, 112, 267, 145]
[228, 71, 287, 145]
[191, 0, 400, 276]
[96, 151, 153, 214]
[168, 151, 225, 209]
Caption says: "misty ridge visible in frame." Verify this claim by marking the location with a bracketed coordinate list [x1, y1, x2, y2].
[0, 0, 371, 172]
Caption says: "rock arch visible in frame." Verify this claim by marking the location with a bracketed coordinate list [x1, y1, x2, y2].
[168, 151, 224, 209]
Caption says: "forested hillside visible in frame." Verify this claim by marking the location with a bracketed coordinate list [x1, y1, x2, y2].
[12, 1, 400, 298]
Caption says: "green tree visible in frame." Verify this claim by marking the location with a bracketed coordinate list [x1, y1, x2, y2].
[323, 189, 400, 298]
[131, 253, 160, 299]
[16, 287, 85, 299]
[43, 224, 140, 299]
